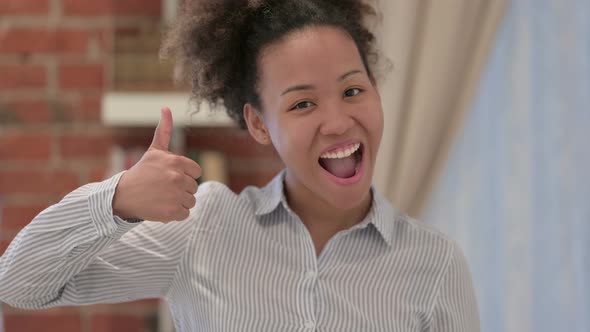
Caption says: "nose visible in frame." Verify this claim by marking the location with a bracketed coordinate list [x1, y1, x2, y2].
[319, 102, 355, 136]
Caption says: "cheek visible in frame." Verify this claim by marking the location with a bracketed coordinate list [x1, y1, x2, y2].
[276, 120, 316, 163]
[358, 101, 384, 152]
[360, 101, 383, 131]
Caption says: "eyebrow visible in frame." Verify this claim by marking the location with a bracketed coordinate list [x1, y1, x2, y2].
[280, 69, 363, 96]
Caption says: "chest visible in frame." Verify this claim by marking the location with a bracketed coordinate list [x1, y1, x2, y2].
[170, 220, 438, 331]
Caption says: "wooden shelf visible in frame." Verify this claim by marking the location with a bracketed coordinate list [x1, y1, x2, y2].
[101, 92, 235, 127]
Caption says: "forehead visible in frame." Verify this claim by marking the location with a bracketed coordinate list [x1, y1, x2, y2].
[257, 26, 365, 89]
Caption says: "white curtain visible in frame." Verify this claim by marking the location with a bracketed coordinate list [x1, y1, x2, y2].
[373, 0, 508, 216]
[423, 0, 590, 331]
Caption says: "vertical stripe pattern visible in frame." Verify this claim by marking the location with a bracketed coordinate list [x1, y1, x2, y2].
[0, 170, 479, 331]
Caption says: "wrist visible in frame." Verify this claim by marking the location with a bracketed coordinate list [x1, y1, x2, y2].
[112, 173, 136, 220]
[112, 201, 135, 220]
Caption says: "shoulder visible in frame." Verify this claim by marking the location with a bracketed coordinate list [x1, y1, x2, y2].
[391, 212, 463, 272]
[397, 213, 456, 248]
[390, 214, 474, 300]
[192, 181, 242, 216]
[189, 180, 265, 225]
[371, 189, 456, 258]
[194, 180, 239, 206]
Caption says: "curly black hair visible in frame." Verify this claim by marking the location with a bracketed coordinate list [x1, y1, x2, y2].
[161, 0, 381, 129]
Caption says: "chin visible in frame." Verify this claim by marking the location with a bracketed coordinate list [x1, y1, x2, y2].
[321, 167, 374, 211]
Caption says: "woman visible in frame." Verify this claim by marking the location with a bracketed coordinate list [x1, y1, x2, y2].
[0, 1, 479, 331]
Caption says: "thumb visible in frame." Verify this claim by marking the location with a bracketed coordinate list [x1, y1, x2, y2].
[150, 107, 173, 150]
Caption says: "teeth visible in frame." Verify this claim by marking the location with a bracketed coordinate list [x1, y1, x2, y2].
[320, 143, 361, 159]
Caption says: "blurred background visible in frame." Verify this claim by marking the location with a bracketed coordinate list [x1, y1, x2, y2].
[0, 0, 588, 331]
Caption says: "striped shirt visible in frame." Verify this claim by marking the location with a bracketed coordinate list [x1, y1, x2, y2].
[0, 169, 479, 331]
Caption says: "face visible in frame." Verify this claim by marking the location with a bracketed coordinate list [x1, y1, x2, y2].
[245, 26, 383, 211]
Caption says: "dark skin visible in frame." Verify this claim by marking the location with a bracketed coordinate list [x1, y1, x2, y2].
[243, 26, 384, 255]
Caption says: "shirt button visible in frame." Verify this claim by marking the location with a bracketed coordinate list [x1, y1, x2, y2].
[305, 271, 317, 280]
[304, 320, 315, 329]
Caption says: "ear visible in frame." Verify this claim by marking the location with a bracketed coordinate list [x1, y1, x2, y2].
[243, 103, 272, 145]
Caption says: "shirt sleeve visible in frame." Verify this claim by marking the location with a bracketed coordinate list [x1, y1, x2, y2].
[427, 242, 480, 332]
[0, 171, 195, 310]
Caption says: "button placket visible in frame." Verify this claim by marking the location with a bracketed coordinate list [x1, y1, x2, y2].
[290, 213, 319, 331]
[302, 265, 318, 329]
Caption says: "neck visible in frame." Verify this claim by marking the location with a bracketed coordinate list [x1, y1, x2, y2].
[283, 171, 373, 235]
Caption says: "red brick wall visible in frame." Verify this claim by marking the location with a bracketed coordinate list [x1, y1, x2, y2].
[0, 1, 283, 331]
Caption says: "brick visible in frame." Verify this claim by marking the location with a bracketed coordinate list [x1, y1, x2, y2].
[63, 0, 161, 16]
[58, 63, 104, 90]
[4, 312, 81, 332]
[114, 0, 161, 16]
[3, 100, 52, 123]
[0, 0, 49, 15]
[64, 94, 102, 122]
[0, 170, 79, 195]
[89, 165, 107, 182]
[99, 28, 114, 52]
[59, 133, 112, 159]
[62, 0, 112, 15]
[0, 132, 52, 161]
[54, 29, 91, 53]
[0, 64, 46, 89]
[1, 204, 46, 231]
[50, 96, 102, 124]
[79, 95, 102, 119]
[0, 28, 55, 53]
[0, 28, 90, 54]
[90, 314, 149, 332]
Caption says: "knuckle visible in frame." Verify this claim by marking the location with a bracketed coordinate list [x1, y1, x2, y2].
[185, 159, 201, 174]
[169, 171, 183, 184]
[172, 155, 184, 167]
[180, 156, 192, 165]
[180, 209, 190, 220]
[164, 206, 178, 220]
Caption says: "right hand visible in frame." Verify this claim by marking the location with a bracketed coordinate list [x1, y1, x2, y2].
[112, 107, 202, 222]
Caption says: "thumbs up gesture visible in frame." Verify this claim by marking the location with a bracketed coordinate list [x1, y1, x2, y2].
[112, 108, 202, 222]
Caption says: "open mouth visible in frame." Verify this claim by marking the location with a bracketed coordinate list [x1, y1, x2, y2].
[318, 143, 364, 179]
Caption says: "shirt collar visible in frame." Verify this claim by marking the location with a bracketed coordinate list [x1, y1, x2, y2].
[254, 169, 397, 247]
[253, 169, 287, 216]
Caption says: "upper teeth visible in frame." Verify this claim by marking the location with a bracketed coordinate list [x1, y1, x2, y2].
[320, 143, 361, 159]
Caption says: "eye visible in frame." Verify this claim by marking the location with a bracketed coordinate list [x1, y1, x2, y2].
[291, 101, 315, 110]
[344, 88, 363, 97]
